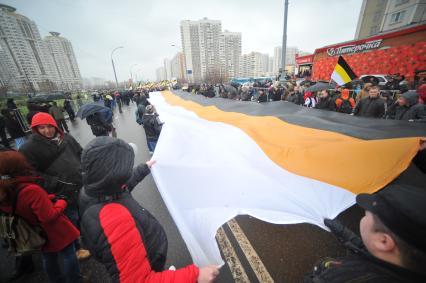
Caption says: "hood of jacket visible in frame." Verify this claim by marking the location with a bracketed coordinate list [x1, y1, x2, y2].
[31, 112, 63, 138]
[304, 91, 314, 100]
[81, 137, 134, 197]
[401, 91, 419, 106]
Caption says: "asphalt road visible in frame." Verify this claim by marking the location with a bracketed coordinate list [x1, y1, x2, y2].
[0, 99, 364, 283]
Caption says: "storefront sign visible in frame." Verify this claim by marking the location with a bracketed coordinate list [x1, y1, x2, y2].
[327, 39, 382, 56]
[295, 55, 314, 65]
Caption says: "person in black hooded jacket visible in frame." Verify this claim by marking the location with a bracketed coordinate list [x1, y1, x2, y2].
[143, 105, 163, 153]
[79, 137, 219, 283]
[393, 91, 426, 121]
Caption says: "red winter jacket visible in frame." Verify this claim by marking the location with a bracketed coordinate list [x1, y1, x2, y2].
[80, 138, 199, 283]
[82, 200, 199, 283]
[0, 183, 79, 252]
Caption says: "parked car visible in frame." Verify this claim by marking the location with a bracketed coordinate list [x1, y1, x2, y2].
[359, 74, 392, 86]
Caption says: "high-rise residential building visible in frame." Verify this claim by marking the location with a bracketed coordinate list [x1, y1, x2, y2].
[170, 52, 186, 80]
[239, 54, 249, 77]
[163, 58, 172, 80]
[180, 20, 201, 82]
[156, 66, 166, 81]
[239, 52, 268, 77]
[355, 0, 426, 39]
[219, 30, 241, 80]
[268, 57, 274, 74]
[44, 32, 82, 90]
[285, 47, 299, 66]
[181, 18, 236, 83]
[260, 53, 270, 76]
[0, 39, 19, 90]
[273, 46, 302, 74]
[0, 4, 59, 92]
[198, 18, 222, 81]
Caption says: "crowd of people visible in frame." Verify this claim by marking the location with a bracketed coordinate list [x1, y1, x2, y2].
[0, 95, 81, 151]
[83, 89, 163, 153]
[0, 77, 425, 282]
[0, 106, 219, 282]
[183, 77, 426, 122]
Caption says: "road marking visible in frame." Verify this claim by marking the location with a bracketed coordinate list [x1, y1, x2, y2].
[227, 219, 275, 283]
[216, 227, 251, 283]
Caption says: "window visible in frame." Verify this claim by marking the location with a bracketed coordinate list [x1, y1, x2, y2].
[390, 10, 406, 24]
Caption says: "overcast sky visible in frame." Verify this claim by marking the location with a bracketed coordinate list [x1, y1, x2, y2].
[2, 0, 362, 81]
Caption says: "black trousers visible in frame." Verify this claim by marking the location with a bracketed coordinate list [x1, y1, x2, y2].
[0, 126, 10, 147]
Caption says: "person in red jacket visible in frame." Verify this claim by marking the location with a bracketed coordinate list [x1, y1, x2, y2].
[0, 151, 81, 283]
[79, 137, 219, 283]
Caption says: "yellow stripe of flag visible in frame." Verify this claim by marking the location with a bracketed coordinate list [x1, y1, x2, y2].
[335, 64, 352, 84]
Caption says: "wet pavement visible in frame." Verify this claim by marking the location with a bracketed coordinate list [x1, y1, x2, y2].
[0, 99, 363, 283]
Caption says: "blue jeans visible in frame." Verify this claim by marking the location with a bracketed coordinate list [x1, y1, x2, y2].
[64, 206, 81, 250]
[147, 138, 158, 152]
[42, 243, 81, 283]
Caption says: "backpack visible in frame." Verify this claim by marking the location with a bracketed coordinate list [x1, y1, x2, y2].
[338, 98, 353, 114]
[136, 104, 145, 125]
[0, 185, 46, 255]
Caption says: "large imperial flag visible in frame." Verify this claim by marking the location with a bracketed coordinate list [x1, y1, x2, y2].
[149, 90, 425, 266]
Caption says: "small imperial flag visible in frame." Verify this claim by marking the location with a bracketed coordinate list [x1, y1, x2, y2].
[331, 55, 357, 86]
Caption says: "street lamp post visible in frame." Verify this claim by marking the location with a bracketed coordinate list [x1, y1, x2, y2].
[280, 0, 289, 81]
[111, 46, 124, 88]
